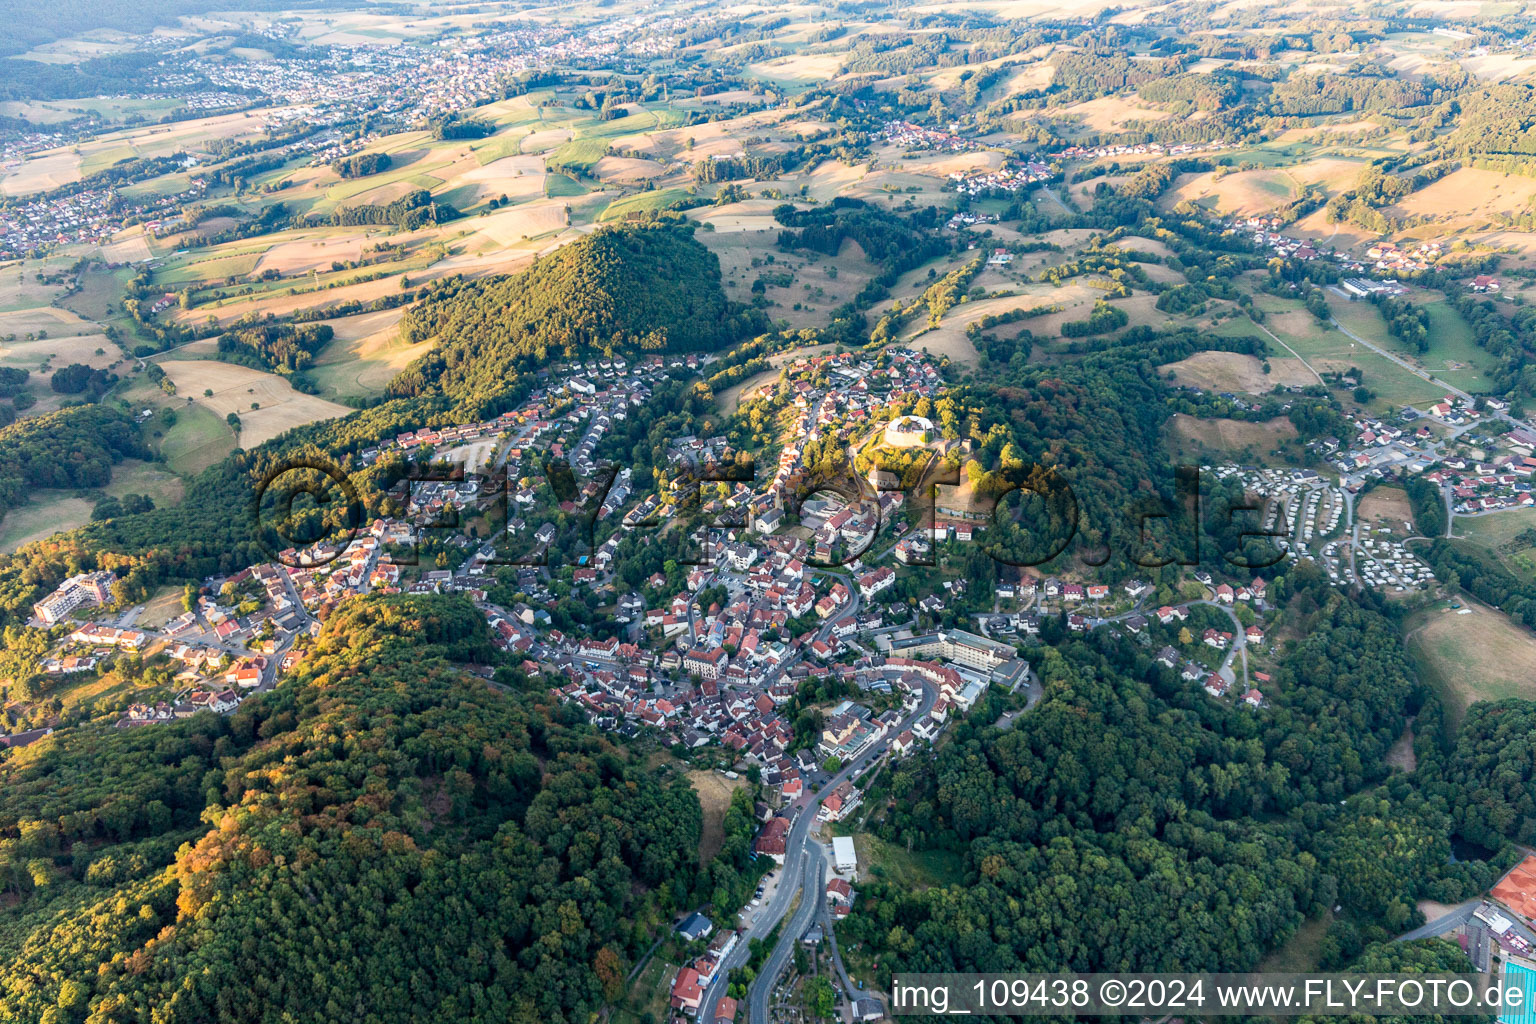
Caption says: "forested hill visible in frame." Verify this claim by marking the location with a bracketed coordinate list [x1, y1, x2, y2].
[391, 222, 762, 409]
[0, 594, 703, 1024]
[841, 571, 1516, 982]
[0, 405, 146, 513]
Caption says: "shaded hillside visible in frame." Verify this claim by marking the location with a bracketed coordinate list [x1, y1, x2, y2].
[391, 222, 762, 409]
[0, 594, 702, 1024]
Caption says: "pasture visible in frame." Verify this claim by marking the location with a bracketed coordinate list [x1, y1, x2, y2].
[1160, 350, 1316, 394]
[1406, 598, 1536, 729]
[158, 359, 351, 448]
[0, 496, 94, 552]
[309, 308, 429, 401]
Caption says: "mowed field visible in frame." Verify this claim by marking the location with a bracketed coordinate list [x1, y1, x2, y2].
[3, 108, 274, 197]
[1, 151, 82, 197]
[1406, 598, 1536, 728]
[1327, 291, 1497, 394]
[1160, 351, 1316, 394]
[158, 359, 351, 448]
[1162, 167, 1297, 215]
[309, 308, 430, 401]
[1249, 294, 1445, 410]
[0, 496, 93, 553]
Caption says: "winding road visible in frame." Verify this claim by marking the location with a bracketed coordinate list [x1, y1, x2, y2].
[696, 668, 941, 1024]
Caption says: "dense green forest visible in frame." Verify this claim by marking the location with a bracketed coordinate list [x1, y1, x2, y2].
[393, 222, 761, 411]
[841, 570, 1513, 982]
[216, 321, 334, 374]
[0, 594, 702, 1023]
[0, 406, 145, 512]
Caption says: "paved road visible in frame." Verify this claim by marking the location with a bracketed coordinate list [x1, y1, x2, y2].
[1038, 185, 1072, 215]
[1327, 294, 1536, 441]
[1397, 901, 1478, 942]
[749, 849, 825, 1024]
[1086, 595, 1250, 689]
[730, 677, 941, 1024]
[1252, 319, 1325, 385]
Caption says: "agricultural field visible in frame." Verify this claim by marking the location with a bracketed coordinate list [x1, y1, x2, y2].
[1163, 168, 1297, 215]
[598, 188, 693, 222]
[157, 358, 351, 448]
[1406, 598, 1536, 728]
[0, 261, 74, 312]
[0, 151, 82, 197]
[0, 307, 123, 416]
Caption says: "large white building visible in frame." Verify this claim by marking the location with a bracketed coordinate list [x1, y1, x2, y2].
[832, 835, 858, 873]
[886, 629, 1015, 672]
[32, 571, 115, 624]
